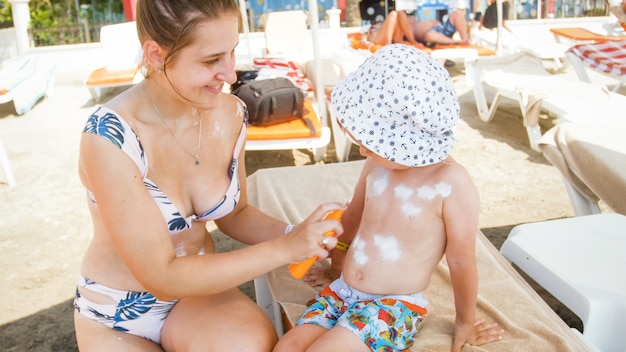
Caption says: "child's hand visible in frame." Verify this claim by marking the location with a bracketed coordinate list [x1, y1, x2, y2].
[302, 265, 333, 288]
[451, 318, 504, 352]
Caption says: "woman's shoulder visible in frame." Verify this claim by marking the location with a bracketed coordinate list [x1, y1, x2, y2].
[217, 91, 247, 127]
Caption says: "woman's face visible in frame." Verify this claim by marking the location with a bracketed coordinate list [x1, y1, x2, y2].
[165, 14, 240, 108]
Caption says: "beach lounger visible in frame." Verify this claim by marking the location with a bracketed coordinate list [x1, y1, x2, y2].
[470, 27, 570, 70]
[238, 13, 330, 162]
[261, 10, 311, 69]
[0, 56, 56, 187]
[84, 21, 143, 102]
[245, 96, 330, 162]
[538, 122, 626, 216]
[565, 39, 626, 92]
[466, 51, 626, 151]
[550, 27, 626, 43]
[500, 213, 626, 352]
[347, 32, 496, 58]
[0, 56, 56, 115]
[248, 160, 593, 351]
[0, 138, 15, 186]
[471, 17, 625, 71]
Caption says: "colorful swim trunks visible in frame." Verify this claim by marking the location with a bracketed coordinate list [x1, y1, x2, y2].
[296, 276, 428, 351]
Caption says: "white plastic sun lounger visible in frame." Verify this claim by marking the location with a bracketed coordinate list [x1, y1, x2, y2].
[538, 121, 626, 216]
[466, 51, 626, 151]
[84, 21, 143, 102]
[565, 39, 626, 92]
[501, 213, 626, 352]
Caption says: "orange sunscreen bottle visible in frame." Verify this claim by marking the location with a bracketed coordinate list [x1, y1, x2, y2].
[288, 209, 344, 279]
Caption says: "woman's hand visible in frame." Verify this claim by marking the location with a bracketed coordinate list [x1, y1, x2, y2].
[280, 203, 345, 265]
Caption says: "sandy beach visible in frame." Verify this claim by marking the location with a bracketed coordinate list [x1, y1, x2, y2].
[0, 60, 615, 351]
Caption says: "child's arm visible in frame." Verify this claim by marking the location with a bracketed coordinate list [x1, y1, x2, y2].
[444, 169, 480, 336]
[444, 168, 503, 350]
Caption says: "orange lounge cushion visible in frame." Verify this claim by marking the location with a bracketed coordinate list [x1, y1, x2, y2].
[348, 32, 432, 54]
[431, 43, 496, 56]
[246, 98, 322, 140]
[347, 32, 495, 56]
[86, 65, 140, 86]
[550, 27, 626, 42]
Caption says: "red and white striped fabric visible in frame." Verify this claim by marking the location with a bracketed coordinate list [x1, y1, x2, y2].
[252, 58, 313, 92]
[566, 40, 626, 77]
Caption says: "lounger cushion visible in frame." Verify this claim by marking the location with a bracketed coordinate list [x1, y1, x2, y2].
[85, 65, 141, 86]
[246, 98, 322, 140]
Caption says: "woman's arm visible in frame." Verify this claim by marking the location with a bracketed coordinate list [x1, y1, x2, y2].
[81, 131, 343, 301]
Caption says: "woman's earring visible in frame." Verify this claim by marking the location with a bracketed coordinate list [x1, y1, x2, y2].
[156, 68, 163, 74]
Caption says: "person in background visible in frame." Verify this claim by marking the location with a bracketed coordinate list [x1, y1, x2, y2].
[72, 0, 344, 350]
[608, 0, 626, 31]
[274, 44, 505, 352]
[480, 0, 513, 32]
[471, 0, 484, 30]
[410, 7, 470, 45]
[366, 10, 422, 46]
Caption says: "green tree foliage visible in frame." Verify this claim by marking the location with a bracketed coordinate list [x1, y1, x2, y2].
[0, 0, 12, 28]
[2, 0, 124, 46]
[29, 0, 82, 45]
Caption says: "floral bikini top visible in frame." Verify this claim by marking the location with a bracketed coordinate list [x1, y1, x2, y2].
[83, 106, 246, 238]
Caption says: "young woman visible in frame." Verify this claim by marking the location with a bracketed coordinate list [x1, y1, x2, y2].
[73, 0, 344, 350]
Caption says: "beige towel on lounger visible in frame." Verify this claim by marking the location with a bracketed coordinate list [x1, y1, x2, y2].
[248, 160, 591, 351]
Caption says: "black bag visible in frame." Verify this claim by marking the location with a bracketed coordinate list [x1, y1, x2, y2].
[232, 77, 305, 127]
[231, 70, 259, 92]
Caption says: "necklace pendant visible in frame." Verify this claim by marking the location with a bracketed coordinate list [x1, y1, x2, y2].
[195, 160, 200, 166]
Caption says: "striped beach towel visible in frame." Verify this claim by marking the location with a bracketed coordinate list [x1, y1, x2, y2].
[566, 40, 626, 77]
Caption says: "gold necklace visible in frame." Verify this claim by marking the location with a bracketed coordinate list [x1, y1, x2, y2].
[142, 82, 203, 165]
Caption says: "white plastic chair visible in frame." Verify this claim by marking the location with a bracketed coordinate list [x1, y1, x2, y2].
[84, 21, 143, 102]
[500, 213, 626, 352]
[261, 10, 311, 68]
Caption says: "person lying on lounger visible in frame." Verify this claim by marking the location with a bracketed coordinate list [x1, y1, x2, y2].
[410, 8, 470, 45]
[364, 9, 469, 47]
[608, 0, 626, 31]
[365, 10, 422, 46]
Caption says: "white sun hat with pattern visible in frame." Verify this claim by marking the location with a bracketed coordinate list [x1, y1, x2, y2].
[331, 44, 460, 167]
